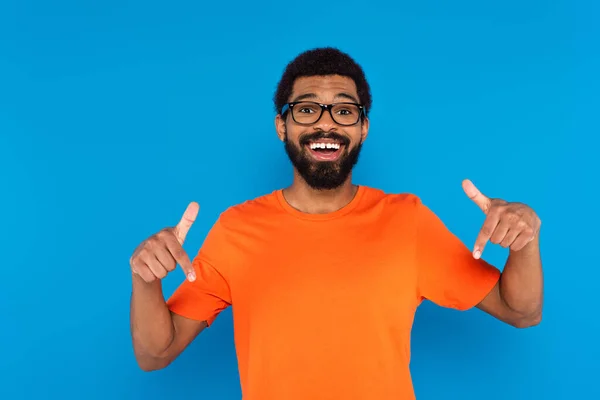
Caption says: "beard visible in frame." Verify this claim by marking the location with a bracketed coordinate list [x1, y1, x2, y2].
[283, 130, 363, 190]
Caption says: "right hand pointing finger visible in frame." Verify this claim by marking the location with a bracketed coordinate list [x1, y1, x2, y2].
[163, 230, 196, 282]
[170, 202, 199, 281]
[130, 201, 199, 283]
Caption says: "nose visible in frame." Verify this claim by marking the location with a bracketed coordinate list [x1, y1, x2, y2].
[312, 107, 337, 132]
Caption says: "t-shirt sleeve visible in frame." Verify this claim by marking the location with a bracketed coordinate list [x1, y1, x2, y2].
[415, 198, 501, 311]
[166, 217, 232, 326]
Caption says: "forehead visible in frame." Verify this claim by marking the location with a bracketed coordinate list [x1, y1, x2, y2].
[290, 75, 359, 102]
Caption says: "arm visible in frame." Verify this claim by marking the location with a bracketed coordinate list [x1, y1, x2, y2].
[130, 275, 207, 371]
[462, 179, 544, 328]
[128, 201, 228, 371]
[477, 237, 543, 328]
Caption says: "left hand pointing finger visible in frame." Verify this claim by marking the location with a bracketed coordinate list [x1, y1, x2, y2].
[463, 179, 496, 258]
[463, 179, 541, 257]
[473, 210, 501, 259]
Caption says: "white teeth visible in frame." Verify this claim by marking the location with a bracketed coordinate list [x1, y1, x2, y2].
[309, 142, 341, 150]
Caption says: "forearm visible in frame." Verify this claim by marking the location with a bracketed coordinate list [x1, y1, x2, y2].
[130, 274, 175, 363]
[499, 236, 543, 320]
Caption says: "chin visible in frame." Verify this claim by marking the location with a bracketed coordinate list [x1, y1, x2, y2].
[284, 138, 362, 190]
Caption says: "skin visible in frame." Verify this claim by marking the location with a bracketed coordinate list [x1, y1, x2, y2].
[129, 202, 208, 371]
[465, 179, 544, 328]
[275, 75, 369, 214]
[130, 74, 543, 372]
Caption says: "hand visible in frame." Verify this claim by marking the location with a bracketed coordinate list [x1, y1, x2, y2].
[462, 179, 541, 259]
[130, 202, 199, 283]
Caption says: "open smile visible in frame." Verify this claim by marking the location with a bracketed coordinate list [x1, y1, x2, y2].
[305, 139, 345, 161]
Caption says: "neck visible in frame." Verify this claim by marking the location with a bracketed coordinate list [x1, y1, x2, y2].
[282, 171, 359, 214]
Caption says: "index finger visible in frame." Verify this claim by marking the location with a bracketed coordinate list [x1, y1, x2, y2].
[164, 232, 196, 282]
[473, 212, 500, 259]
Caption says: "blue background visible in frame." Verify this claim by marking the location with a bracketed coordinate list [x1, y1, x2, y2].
[1, 0, 597, 399]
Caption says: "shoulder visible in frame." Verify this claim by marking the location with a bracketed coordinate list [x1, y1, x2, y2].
[214, 190, 282, 229]
[359, 185, 424, 210]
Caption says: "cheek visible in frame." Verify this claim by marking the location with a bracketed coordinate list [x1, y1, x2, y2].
[349, 130, 364, 144]
[284, 128, 303, 144]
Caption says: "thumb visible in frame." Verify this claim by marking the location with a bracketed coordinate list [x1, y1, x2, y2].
[174, 201, 200, 244]
[462, 179, 491, 214]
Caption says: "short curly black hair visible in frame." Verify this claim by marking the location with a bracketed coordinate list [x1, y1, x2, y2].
[274, 47, 372, 116]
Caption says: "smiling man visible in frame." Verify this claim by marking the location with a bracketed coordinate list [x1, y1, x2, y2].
[279, 75, 365, 191]
[129, 47, 544, 400]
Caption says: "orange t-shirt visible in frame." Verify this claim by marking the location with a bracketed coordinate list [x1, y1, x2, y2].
[166, 185, 500, 400]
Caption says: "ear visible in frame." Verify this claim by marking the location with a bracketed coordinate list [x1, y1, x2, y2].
[360, 116, 369, 143]
[275, 114, 287, 142]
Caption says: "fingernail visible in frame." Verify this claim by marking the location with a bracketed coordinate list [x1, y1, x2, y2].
[474, 250, 481, 259]
[187, 272, 196, 282]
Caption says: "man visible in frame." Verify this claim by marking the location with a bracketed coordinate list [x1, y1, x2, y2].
[129, 47, 543, 400]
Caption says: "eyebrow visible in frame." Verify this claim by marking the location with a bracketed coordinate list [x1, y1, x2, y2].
[291, 92, 360, 104]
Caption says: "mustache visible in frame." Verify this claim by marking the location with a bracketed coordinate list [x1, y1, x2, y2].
[298, 131, 351, 147]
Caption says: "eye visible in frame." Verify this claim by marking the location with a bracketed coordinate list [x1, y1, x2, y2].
[295, 102, 321, 114]
[334, 107, 355, 116]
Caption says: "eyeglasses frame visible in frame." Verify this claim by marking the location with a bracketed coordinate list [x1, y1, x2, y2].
[280, 101, 367, 126]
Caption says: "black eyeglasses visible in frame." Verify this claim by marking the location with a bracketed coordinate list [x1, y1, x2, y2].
[281, 101, 366, 126]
